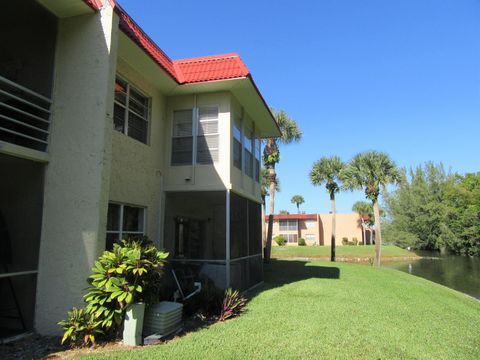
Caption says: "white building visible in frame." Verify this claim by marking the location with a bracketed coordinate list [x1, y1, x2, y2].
[0, 0, 279, 336]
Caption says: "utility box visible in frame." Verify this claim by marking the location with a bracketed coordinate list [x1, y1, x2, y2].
[143, 301, 183, 338]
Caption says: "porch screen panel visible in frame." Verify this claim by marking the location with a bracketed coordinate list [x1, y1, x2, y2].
[248, 200, 262, 255]
[164, 191, 226, 260]
[230, 192, 248, 259]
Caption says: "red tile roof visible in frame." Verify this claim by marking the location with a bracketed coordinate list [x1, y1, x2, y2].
[115, 5, 178, 80]
[98, 2, 252, 85]
[266, 214, 318, 221]
[173, 54, 249, 83]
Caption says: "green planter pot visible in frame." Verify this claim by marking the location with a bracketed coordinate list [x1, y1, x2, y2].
[123, 302, 145, 346]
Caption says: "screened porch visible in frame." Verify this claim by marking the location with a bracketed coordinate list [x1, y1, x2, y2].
[163, 191, 263, 291]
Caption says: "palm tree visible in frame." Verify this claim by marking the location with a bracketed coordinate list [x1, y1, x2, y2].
[352, 201, 373, 245]
[260, 168, 280, 247]
[291, 195, 305, 213]
[342, 151, 401, 266]
[263, 109, 302, 262]
[310, 156, 345, 262]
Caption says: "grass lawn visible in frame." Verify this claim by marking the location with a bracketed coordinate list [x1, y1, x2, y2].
[272, 245, 418, 261]
[81, 260, 480, 360]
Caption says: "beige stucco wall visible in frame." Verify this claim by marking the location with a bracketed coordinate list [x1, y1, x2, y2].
[109, 58, 166, 247]
[319, 213, 363, 246]
[35, 4, 119, 335]
[270, 213, 362, 246]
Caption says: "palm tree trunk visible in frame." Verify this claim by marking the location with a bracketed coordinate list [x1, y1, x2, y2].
[264, 166, 276, 263]
[361, 219, 366, 245]
[372, 200, 382, 266]
[330, 192, 336, 262]
[261, 197, 266, 248]
[297, 203, 300, 214]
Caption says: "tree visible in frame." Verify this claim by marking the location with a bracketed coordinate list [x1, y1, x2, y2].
[310, 156, 345, 262]
[352, 201, 374, 245]
[263, 110, 302, 262]
[291, 195, 305, 213]
[342, 151, 401, 266]
[260, 168, 280, 247]
[279, 210, 290, 215]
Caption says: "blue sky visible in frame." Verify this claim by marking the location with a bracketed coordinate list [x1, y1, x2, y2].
[120, 0, 480, 214]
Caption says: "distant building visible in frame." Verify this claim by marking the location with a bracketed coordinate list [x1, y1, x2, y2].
[266, 213, 373, 246]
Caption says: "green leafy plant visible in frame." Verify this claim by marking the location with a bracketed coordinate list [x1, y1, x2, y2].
[274, 235, 286, 246]
[342, 237, 349, 246]
[298, 238, 306, 246]
[58, 307, 103, 348]
[59, 238, 169, 346]
[219, 288, 247, 321]
[352, 237, 358, 246]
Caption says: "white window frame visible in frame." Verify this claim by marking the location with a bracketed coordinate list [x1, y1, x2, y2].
[244, 126, 254, 178]
[254, 128, 261, 182]
[114, 75, 151, 144]
[171, 109, 194, 166]
[106, 202, 147, 243]
[279, 219, 298, 231]
[170, 105, 220, 166]
[280, 233, 298, 243]
[233, 114, 243, 170]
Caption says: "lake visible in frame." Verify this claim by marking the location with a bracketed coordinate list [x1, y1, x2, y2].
[383, 251, 480, 300]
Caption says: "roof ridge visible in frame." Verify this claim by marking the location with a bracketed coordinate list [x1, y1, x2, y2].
[173, 53, 241, 64]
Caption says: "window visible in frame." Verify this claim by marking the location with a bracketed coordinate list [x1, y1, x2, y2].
[106, 203, 145, 250]
[114, 76, 149, 144]
[254, 135, 261, 182]
[279, 219, 298, 231]
[233, 118, 242, 169]
[171, 106, 219, 166]
[305, 234, 316, 242]
[244, 129, 253, 177]
[281, 233, 298, 243]
[197, 107, 219, 164]
[305, 220, 316, 229]
[171, 110, 193, 165]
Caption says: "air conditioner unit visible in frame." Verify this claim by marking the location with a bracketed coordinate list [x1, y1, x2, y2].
[143, 301, 183, 340]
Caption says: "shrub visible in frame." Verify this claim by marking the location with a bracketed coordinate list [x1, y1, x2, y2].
[352, 237, 358, 245]
[58, 307, 103, 347]
[298, 238, 306, 246]
[342, 237, 348, 246]
[184, 279, 223, 318]
[274, 235, 286, 246]
[59, 238, 169, 346]
[219, 288, 247, 321]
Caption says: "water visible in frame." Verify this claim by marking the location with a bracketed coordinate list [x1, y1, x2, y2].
[383, 251, 480, 300]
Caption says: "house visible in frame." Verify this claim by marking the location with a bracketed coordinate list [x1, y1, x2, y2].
[267, 213, 373, 246]
[0, 0, 279, 337]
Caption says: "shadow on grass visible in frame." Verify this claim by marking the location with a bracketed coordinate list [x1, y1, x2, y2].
[250, 259, 340, 297]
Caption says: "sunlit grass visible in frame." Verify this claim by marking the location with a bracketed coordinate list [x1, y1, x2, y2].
[83, 260, 480, 360]
[272, 244, 416, 260]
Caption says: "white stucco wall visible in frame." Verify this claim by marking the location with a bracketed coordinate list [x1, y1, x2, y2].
[109, 58, 166, 247]
[35, 4, 119, 335]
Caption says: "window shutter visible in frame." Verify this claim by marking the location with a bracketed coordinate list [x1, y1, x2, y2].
[197, 106, 219, 164]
